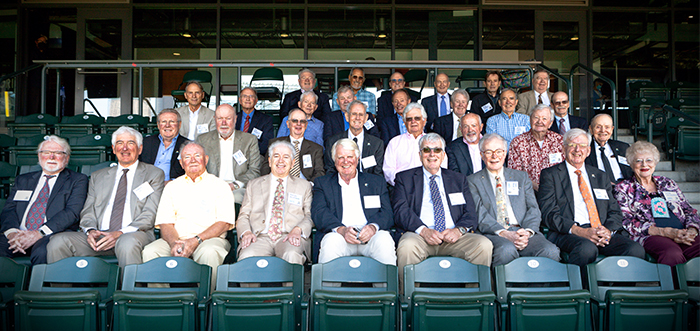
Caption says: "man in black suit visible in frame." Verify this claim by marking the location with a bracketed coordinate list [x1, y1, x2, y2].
[538, 128, 644, 267]
[470, 71, 502, 125]
[235, 87, 274, 155]
[376, 72, 418, 123]
[280, 68, 331, 122]
[325, 100, 385, 177]
[393, 133, 493, 281]
[585, 113, 633, 184]
[0, 136, 88, 265]
[379, 88, 410, 146]
[140, 108, 189, 181]
[446, 113, 484, 176]
[323, 86, 379, 141]
[421, 72, 451, 130]
[549, 91, 588, 135]
[432, 89, 470, 142]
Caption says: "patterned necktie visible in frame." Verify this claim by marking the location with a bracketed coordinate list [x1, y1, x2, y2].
[290, 140, 301, 178]
[538, 94, 543, 104]
[575, 170, 601, 228]
[109, 169, 129, 233]
[559, 118, 567, 135]
[243, 115, 251, 133]
[440, 95, 448, 117]
[495, 176, 509, 228]
[25, 175, 56, 231]
[267, 178, 285, 241]
[429, 175, 446, 232]
[599, 146, 616, 183]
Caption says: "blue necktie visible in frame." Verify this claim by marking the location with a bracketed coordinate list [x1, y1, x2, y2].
[440, 95, 448, 117]
[429, 175, 446, 232]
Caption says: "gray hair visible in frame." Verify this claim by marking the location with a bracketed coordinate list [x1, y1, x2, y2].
[499, 88, 518, 101]
[331, 138, 361, 161]
[419, 132, 446, 150]
[298, 68, 316, 80]
[337, 85, 354, 97]
[531, 103, 555, 121]
[479, 133, 507, 152]
[288, 108, 306, 119]
[268, 140, 295, 159]
[403, 102, 428, 122]
[347, 100, 367, 114]
[590, 113, 613, 127]
[158, 108, 181, 122]
[185, 81, 204, 92]
[626, 141, 660, 166]
[349, 67, 365, 77]
[451, 89, 470, 106]
[562, 128, 591, 146]
[240, 87, 258, 99]
[461, 112, 482, 127]
[179, 140, 207, 157]
[300, 90, 318, 103]
[111, 126, 143, 147]
[37, 135, 71, 156]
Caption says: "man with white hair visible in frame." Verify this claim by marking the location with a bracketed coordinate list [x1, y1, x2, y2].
[176, 81, 216, 140]
[446, 113, 484, 176]
[332, 67, 377, 115]
[277, 91, 325, 147]
[280, 68, 332, 121]
[516, 70, 553, 115]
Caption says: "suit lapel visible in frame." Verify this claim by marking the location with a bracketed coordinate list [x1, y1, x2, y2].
[559, 163, 575, 217]
[413, 170, 424, 215]
[130, 163, 146, 216]
[479, 171, 497, 211]
[231, 132, 242, 174]
[331, 173, 343, 216]
[461, 143, 474, 174]
[260, 175, 271, 216]
[46, 169, 68, 206]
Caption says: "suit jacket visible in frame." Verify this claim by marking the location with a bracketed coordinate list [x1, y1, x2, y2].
[236, 174, 313, 239]
[139, 134, 189, 180]
[0, 168, 88, 235]
[79, 162, 165, 234]
[175, 105, 216, 140]
[196, 130, 262, 186]
[516, 90, 553, 115]
[323, 130, 385, 177]
[470, 92, 501, 124]
[421, 93, 451, 130]
[262, 136, 325, 182]
[432, 114, 456, 142]
[467, 168, 542, 235]
[322, 110, 380, 142]
[379, 113, 402, 146]
[584, 139, 634, 181]
[549, 115, 588, 133]
[537, 162, 623, 235]
[235, 110, 274, 155]
[446, 138, 484, 176]
[377, 90, 418, 123]
[392, 167, 478, 233]
[279, 89, 332, 122]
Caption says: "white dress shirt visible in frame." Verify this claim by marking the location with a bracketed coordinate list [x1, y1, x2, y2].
[465, 139, 483, 173]
[417, 168, 455, 233]
[219, 131, 236, 183]
[339, 175, 369, 228]
[594, 141, 623, 180]
[98, 161, 139, 233]
[565, 162, 594, 226]
[187, 105, 202, 140]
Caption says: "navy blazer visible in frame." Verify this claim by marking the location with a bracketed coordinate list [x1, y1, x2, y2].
[392, 167, 478, 233]
[549, 115, 588, 133]
[379, 113, 402, 146]
[421, 93, 450, 131]
[432, 114, 455, 142]
[235, 110, 274, 155]
[376, 90, 418, 123]
[0, 168, 88, 235]
[446, 138, 484, 177]
[322, 110, 380, 142]
[324, 130, 385, 177]
[280, 89, 332, 123]
[140, 134, 189, 180]
[584, 139, 634, 181]
[469, 92, 501, 125]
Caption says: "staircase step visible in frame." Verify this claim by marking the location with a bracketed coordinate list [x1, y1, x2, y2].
[656, 161, 672, 171]
[618, 135, 635, 144]
[685, 192, 700, 203]
[654, 171, 685, 181]
[618, 129, 632, 135]
[678, 182, 700, 192]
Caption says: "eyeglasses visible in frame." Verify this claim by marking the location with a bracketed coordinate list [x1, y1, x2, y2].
[351, 75, 365, 80]
[634, 158, 655, 165]
[421, 147, 443, 154]
[553, 100, 569, 105]
[240, 94, 256, 100]
[289, 119, 308, 125]
[390, 79, 404, 83]
[159, 120, 178, 126]
[482, 149, 505, 157]
[566, 143, 589, 148]
[405, 116, 423, 122]
[39, 150, 67, 157]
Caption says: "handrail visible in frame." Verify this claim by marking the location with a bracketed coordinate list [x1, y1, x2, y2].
[569, 63, 617, 140]
[651, 104, 700, 170]
[83, 98, 103, 118]
[0, 64, 42, 84]
[537, 63, 571, 102]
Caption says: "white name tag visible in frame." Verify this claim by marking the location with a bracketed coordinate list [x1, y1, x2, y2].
[233, 150, 247, 165]
[467, 100, 472, 111]
[363, 195, 381, 209]
[593, 188, 609, 200]
[506, 181, 519, 195]
[361, 155, 377, 169]
[251, 128, 263, 139]
[481, 103, 492, 113]
[515, 126, 527, 135]
[364, 120, 375, 130]
[133, 182, 155, 201]
[617, 156, 629, 166]
[548, 152, 563, 164]
[361, 101, 369, 108]
[13, 190, 32, 201]
[448, 192, 466, 206]
[288, 193, 302, 206]
[662, 191, 681, 202]
[303, 154, 313, 168]
[196, 124, 208, 134]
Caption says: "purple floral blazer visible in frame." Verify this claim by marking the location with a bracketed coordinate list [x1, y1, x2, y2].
[614, 175, 700, 245]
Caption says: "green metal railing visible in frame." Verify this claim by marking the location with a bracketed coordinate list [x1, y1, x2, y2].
[569, 63, 617, 140]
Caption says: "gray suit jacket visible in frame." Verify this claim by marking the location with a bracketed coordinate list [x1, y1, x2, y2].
[176, 105, 216, 140]
[467, 167, 542, 235]
[79, 161, 165, 235]
[516, 90, 554, 115]
[196, 130, 262, 186]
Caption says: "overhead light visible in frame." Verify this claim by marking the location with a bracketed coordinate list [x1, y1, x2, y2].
[377, 33, 387, 39]
[173, 52, 181, 56]
[280, 17, 289, 38]
[378, 17, 387, 39]
[182, 33, 192, 38]
[280, 33, 289, 38]
[570, 36, 579, 41]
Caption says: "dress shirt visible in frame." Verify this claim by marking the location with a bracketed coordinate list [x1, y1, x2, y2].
[383, 132, 447, 186]
[554, 115, 570, 132]
[155, 171, 235, 239]
[465, 139, 483, 173]
[98, 161, 139, 234]
[507, 130, 564, 191]
[277, 116, 325, 147]
[435, 93, 451, 116]
[13, 172, 58, 235]
[594, 141, 623, 181]
[238, 109, 255, 132]
[486, 168, 519, 232]
[536, 91, 551, 106]
[154, 134, 178, 181]
[339, 175, 369, 228]
[332, 89, 378, 114]
[349, 130, 364, 156]
[450, 113, 461, 141]
[187, 106, 202, 140]
[565, 162, 594, 227]
[219, 131, 236, 183]
[397, 112, 407, 135]
[262, 176, 288, 235]
[290, 137, 307, 180]
[417, 168, 455, 233]
[485, 112, 531, 147]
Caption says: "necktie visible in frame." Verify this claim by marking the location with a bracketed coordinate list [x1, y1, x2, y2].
[456, 120, 463, 138]
[290, 140, 301, 178]
[559, 118, 567, 135]
[575, 170, 601, 228]
[599, 146, 616, 183]
[267, 178, 285, 241]
[537, 94, 543, 104]
[429, 175, 446, 232]
[353, 137, 362, 172]
[109, 169, 129, 233]
[243, 115, 251, 133]
[440, 95, 448, 117]
[25, 175, 56, 231]
[495, 176, 509, 228]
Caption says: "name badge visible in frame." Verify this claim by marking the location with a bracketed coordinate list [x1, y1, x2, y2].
[364, 120, 375, 130]
[514, 126, 527, 135]
[251, 128, 263, 139]
[13, 190, 32, 201]
[593, 188, 609, 200]
[662, 191, 680, 202]
[361, 101, 369, 108]
[506, 181, 519, 195]
[303, 154, 313, 168]
[651, 197, 670, 218]
[196, 124, 208, 134]
[481, 103, 492, 113]
[288, 193, 302, 206]
[467, 100, 472, 111]
[548, 152, 563, 164]
[361, 155, 377, 169]
[133, 182, 155, 201]
[448, 192, 466, 205]
[363, 195, 381, 209]
[233, 150, 247, 165]
[617, 156, 629, 166]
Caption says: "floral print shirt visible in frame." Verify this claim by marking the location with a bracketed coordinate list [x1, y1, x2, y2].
[507, 130, 564, 191]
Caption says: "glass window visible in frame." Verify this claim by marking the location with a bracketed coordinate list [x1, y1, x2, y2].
[133, 9, 217, 50]
[674, 10, 698, 82]
[482, 9, 535, 52]
[593, 0, 669, 7]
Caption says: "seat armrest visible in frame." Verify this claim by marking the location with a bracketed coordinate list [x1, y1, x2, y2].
[313, 290, 396, 302]
[413, 291, 496, 303]
[113, 290, 197, 303]
[14, 290, 100, 303]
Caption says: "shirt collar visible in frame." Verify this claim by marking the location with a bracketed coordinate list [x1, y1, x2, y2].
[422, 167, 442, 180]
[118, 160, 139, 173]
[487, 167, 505, 181]
[242, 109, 255, 118]
[338, 172, 358, 187]
[185, 170, 207, 183]
[219, 131, 236, 142]
[349, 129, 364, 140]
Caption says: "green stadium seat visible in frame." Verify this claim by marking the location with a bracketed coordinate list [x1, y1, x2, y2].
[54, 114, 104, 141]
[113, 257, 211, 331]
[494, 257, 590, 331]
[670, 125, 700, 170]
[629, 81, 665, 98]
[0, 134, 16, 162]
[101, 114, 149, 135]
[402, 257, 495, 331]
[13, 257, 119, 331]
[310, 256, 398, 331]
[80, 160, 118, 177]
[0, 258, 29, 331]
[7, 114, 58, 138]
[677, 257, 699, 331]
[251, 67, 285, 101]
[69, 134, 113, 167]
[587, 256, 687, 331]
[8, 135, 48, 167]
[628, 97, 666, 138]
[0, 161, 18, 199]
[403, 69, 427, 100]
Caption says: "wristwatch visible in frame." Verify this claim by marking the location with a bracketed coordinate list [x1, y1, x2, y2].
[194, 235, 203, 244]
[39, 228, 48, 237]
[457, 227, 467, 236]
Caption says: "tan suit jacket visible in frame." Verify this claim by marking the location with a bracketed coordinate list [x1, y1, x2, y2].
[196, 130, 262, 186]
[516, 90, 553, 115]
[176, 105, 216, 140]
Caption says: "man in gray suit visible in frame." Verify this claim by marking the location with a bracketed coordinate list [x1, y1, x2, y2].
[48, 126, 165, 268]
[467, 133, 559, 266]
[176, 81, 216, 141]
[516, 70, 554, 115]
[196, 104, 261, 203]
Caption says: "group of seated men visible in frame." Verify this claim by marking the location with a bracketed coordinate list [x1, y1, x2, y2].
[1, 67, 645, 285]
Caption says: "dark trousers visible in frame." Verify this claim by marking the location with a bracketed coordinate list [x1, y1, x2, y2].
[550, 231, 645, 267]
[0, 234, 51, 265]
[643, 235, 700, 267]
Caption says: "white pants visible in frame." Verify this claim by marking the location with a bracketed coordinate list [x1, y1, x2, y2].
[318, 230, 396, 265]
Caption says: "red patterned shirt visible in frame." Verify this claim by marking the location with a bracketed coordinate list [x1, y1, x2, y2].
[507, 130, 564, 191]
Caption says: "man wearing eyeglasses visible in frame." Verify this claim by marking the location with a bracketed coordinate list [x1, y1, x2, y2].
[1, 136, 88, 265]
[262, 109, 325, 182]
[538, 128, 644, 268]
[394, 133, 492, 282]
[140, 108, 190, 182]
[549, 92, 588, 135]
[467, 133, 560, 266]
[235, 87, 274, 156]
[332, 67, 377, 115]
[280, 68, 332, 122]
[376, 72, 418, 123]
[584, 113, 633, 184]
[277, 91, 325, 147]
